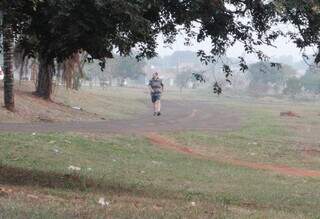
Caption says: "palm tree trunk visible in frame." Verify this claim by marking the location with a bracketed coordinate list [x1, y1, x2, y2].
[3, 12, 15, 111]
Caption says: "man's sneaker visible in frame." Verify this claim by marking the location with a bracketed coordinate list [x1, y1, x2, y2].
[153, 112, 157, 116]
[157, 112, 161, 116]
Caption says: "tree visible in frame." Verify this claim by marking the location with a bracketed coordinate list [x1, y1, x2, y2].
[111, 56, 146, 86]
[82, 55, 146, 88]
[2, 9, 14, 110]
[16, 0, 156, 99]
[300, 65, 320, 94]
[283, 77, 302, 98]
[248, 62, 297, 93]
[0, 0, 38, 110]
[20, 0, 165, 99]
[175, 70, 198, 92]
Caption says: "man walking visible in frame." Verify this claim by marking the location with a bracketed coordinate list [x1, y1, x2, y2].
[149, 72, 164, 116]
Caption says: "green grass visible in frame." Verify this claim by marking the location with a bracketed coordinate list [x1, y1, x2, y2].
[1, 133, 320, 218]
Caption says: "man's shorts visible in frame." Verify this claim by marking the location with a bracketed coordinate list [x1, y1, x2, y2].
[151, 93, 161, 103]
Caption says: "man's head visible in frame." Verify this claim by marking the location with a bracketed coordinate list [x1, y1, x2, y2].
[152, 72, 159, 79]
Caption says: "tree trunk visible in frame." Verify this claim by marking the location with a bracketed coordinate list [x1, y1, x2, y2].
[35, 55, 54, 100]
[3, 13, 15, 111]
[30, 59, 38, 81]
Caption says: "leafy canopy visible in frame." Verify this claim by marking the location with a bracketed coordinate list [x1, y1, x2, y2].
[16, 1, 319, 59]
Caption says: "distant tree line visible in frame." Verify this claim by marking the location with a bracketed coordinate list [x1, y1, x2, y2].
[84, 56, 146, 88]
[247, 61, 320, 99]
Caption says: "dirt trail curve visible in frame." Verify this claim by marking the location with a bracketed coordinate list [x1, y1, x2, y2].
[0, 100, 242, 133]
[146, 133, 320, 178]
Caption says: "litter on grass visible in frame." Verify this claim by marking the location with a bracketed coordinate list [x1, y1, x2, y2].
[98, 197, 110, 207]
[68, 165, 81, 171]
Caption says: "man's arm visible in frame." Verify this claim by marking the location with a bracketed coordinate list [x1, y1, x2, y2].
[149, 85, 154, 93]
[148, 81, 154, 93]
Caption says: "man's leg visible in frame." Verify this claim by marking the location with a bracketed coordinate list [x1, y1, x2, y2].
[151, 94, 158, 115]
[158, 100, 161, 113]
[153, 102, 157, 115]
[155, 100, 161, 116]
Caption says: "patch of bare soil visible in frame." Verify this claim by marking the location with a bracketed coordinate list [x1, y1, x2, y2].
[146, 132, 201, 155]
[280, 111, 300, 118]
[301, 147, 320, 157]
[146, 133, 320, 178]
[0, 84, 102, 123]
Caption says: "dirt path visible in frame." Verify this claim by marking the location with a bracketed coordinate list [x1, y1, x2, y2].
[146, 133, 320, 178]
[0, 100, 241, 133]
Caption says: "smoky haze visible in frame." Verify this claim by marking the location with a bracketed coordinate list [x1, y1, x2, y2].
[156, 33, 309, 63]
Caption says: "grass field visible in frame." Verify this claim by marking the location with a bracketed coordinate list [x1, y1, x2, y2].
[1, 86, 320, 218]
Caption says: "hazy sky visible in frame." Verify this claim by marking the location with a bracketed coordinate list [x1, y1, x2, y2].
[156, 33, 307, 63]
[155, 22, 315, 65]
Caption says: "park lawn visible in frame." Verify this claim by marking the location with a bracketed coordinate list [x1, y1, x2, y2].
[0, 132, 320, 218]
[167, 95, 320, 170]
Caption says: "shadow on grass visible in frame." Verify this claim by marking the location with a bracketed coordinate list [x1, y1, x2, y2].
[0, 165, 277, 213]
[0, 165, 185, 201]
